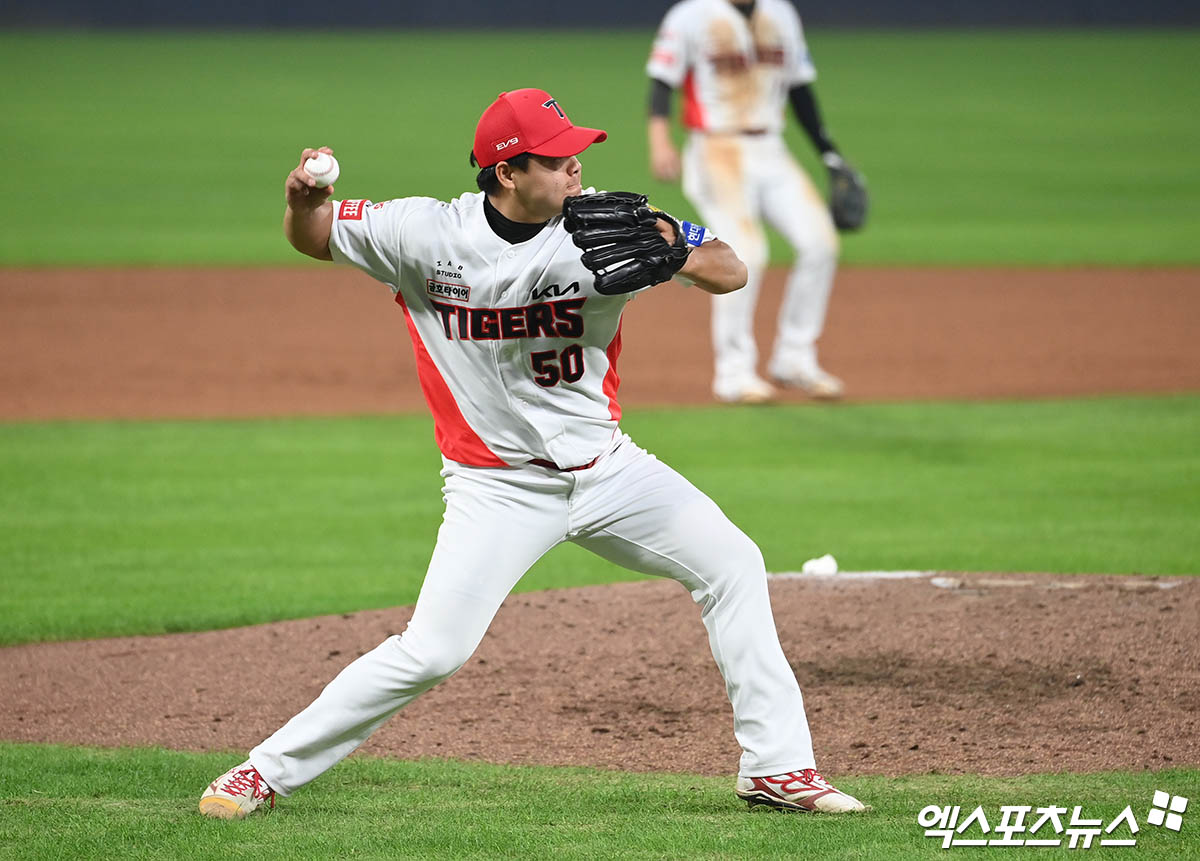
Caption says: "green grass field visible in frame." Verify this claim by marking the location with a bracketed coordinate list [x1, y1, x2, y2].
[2, 398, 1196, 853]
[1, 745, 1196, 860]
[2, 29, 1198, 265]
[3, 27, 1199, 858]
[1, 397, 1197, 646]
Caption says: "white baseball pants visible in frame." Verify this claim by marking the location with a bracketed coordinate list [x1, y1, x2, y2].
[250, 433, 815, 795]
[682, 132, 839, 389]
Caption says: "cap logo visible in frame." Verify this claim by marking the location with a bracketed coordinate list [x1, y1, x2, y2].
[493, 136, 521, 152]
[542, 98, 565, 119]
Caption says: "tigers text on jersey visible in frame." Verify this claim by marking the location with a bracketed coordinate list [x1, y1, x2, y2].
[329, 191, 640, 470]
[646, 0, 816, 134]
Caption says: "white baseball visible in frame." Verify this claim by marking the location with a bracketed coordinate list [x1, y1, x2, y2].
[304, 152, 340, 188]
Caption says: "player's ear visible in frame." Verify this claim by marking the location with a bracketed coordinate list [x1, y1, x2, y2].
[494, 161, 518, 191]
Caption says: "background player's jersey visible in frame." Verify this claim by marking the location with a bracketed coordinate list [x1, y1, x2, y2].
[646, 0, 816, 134]
[329, 191, 633, 469]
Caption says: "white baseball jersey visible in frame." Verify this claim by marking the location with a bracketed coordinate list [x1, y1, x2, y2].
[328, 191, 637, 470]
[245, 181, 824, 800]
[646, 0, 816, 134]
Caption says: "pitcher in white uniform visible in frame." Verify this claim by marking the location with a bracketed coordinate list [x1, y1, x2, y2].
[197, 87, 867, 819]
[647, 0, 866, 403]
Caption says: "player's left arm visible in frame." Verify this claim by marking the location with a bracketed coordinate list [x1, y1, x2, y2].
[783, 14, 869, 231]
[789, 83, 870, 230]
[654, 219, 746, 295]
[789, 84, 861, 181]
[783, 9, 859, 176]
[679, 239, 746, 294]
[788, 83, 840, 166]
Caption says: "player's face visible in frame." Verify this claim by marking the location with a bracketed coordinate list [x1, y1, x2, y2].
[513, 154, 583, 220]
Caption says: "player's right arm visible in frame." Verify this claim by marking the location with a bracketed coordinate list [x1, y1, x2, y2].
[645, 4, 690, 182]
[284, 147, 335, 261]
[647, 81, 680, 182]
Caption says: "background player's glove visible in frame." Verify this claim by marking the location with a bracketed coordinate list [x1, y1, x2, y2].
[562, 192, 692, 295]
[823, 152, 869, 232]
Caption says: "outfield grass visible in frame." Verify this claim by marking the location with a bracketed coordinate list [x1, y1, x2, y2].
[0, 744, 1196, 860]
[2, 396, 1196, 646]
[2, 29, 1197, 265]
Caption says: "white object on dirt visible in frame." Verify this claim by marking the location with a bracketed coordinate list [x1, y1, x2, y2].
[800, 554, 838, 576]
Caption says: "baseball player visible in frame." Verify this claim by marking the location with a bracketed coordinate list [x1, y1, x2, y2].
[647, 0, 867, 404]
[197, 88, 866, 818]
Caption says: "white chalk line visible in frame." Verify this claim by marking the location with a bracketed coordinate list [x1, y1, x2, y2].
[767, 571, 1186, 590]
[769, 570, 930, 581]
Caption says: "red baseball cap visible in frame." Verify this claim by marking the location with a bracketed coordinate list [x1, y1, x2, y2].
[472, 88, 607, 168]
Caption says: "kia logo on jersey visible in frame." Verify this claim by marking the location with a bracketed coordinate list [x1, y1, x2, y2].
[529, 282, 580, 301]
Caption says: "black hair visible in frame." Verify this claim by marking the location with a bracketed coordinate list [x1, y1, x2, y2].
[469, 150, 533, 194]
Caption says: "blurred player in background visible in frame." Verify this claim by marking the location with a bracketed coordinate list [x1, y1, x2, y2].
[647, 0, 866, 404]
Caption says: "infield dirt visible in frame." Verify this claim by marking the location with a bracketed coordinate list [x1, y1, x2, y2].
[2, 265, 1198, 778]
[3, 266, 1199, 419]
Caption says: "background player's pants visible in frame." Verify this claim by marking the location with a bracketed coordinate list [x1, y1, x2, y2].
[250, 434, 815, 795]
[682, 132, 840, 390]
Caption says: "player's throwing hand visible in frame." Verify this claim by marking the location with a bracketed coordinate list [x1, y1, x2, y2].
[286, 147, 336, 208]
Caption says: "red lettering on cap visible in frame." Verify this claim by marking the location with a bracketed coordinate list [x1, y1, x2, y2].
[339, 199, 365, 221]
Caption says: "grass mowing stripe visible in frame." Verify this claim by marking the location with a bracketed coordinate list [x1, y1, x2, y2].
[1, 396, 1197, 645]
[0, 744, 1196, 859]
[0, 416, 449, 643]
[1, 30, 1198, 265]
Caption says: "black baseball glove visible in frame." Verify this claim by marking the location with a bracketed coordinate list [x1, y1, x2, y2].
[824, 153, 869, 231]
[562, 192, 691, 295]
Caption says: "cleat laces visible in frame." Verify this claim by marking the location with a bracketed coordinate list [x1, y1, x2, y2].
[773, 769, 833, 794]
[220, 767, 275, 808]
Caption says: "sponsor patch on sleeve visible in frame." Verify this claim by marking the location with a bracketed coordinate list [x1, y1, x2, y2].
[338, 199, 368, 221]
[650, 48, 677, 67]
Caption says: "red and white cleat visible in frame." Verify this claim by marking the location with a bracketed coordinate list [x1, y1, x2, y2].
[736, 769, 868, 813]
[198, 760, 276, 819]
